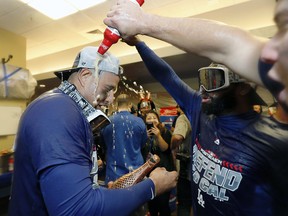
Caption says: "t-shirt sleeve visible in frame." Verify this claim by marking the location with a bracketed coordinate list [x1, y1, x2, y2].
[173, 115, 189, 138]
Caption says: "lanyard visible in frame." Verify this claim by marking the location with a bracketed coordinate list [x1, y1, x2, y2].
[58, 81, 110, 133]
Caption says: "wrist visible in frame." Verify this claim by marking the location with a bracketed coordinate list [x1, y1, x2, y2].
[148, 177, 157, 200]
[141, 13, 162, 37]
[139, 13, 153, 35]
[148, 177, 157, 199]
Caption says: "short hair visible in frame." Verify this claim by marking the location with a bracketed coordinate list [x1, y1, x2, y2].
[116, 94, 130, 107]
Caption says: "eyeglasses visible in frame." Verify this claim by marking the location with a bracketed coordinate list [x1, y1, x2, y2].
[198, 66, 245, 92]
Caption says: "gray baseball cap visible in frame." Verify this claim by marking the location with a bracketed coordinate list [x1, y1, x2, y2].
[54, 46, 121, 80]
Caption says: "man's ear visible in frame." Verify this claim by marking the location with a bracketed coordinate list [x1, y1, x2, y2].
[238, 83, 251, 96]
[77, 69, 92, 87]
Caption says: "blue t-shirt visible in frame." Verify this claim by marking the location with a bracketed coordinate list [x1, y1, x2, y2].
[101, 111, 147, 184]
[9, 89, 155, 216]
[136, 42, 288, 216]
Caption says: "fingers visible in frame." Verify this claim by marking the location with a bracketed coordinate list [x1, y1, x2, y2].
[154, 167, 166, 172]
[149, 168, 178, 196]
[107, 181, 114, 189]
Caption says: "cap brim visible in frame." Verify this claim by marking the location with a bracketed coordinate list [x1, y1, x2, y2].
[54, 68, 79, 81]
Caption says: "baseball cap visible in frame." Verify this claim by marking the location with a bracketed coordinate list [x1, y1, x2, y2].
[54, 46, 121, 80]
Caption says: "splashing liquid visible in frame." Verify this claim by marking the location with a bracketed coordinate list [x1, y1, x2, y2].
[93, 53, 103, 106]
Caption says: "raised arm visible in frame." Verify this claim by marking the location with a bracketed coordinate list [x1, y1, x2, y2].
[104, 0, 267, 85]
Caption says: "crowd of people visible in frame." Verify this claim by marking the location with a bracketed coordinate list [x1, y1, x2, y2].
[8, 0, 288, 215]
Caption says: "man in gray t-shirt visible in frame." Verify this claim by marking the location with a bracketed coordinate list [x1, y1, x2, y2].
[171, 108, 192, 216]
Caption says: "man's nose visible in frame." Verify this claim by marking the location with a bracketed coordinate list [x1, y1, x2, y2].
[260, 38, 279, 64]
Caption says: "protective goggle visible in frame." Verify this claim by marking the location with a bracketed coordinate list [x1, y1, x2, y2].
[198, 66, 245, 92]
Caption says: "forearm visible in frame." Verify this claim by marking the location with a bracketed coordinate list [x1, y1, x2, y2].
[141, 16, 228, 57]
[155, 135, 169, 152]
[141, 15, 265, 84]
[135, 41, 196, 105]
[40, 163, 155, 216]
[171, 135, 183, 150]
[105, 0, 265, 85]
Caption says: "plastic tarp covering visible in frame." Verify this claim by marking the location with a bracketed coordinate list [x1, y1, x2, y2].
[0, 63, 37, 99]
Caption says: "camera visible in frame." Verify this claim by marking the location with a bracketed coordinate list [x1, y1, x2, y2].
[146, 123, 153, 130]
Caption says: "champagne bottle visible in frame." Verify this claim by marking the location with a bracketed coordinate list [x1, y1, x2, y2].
[97, 0, 145, 55]
[110, 154, 160, 189]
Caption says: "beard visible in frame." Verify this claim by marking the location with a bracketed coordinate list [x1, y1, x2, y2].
[202, 88, 237, 115]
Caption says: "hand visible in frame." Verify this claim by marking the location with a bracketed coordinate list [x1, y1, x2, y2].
[104, 0, 144, 39]
[150, 124, 160, 138]
[97, 159, 104, 170]
[121, 36, 141, 46]
[147, 129, 153, 137]
[149, 167, 178, 196]
[107, 181, 114, 189]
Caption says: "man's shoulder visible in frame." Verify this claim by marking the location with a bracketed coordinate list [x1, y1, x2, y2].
[244, 114, 288, 147]
[175, 114, 191, 128]
[25, 90, 81, 122]
[31, 89, 72, 107]
[178, 113, 189, 122]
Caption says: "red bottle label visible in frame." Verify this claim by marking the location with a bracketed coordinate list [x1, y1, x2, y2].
[97, 0, 145, 55]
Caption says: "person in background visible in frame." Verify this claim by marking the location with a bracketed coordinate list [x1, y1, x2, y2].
[102, 93, 148, 184]
[137, 98, 156, 119]
[9, 46, 178, 216]
[129, 103, 138, 116]
[253, 105, 263, 114]
[171, 106, 192, 216]
[170, 104, 181, 133]
[143, 110, 175, 216]
[125, 35, 288, 215]
[268, 102, 278, 116]
[101, 93, 149, 216]
[271, 102, 288, 124]
[104, 0, 288, 113]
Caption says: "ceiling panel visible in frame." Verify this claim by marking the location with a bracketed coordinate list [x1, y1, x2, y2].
[0, 0, 276, 82]
[0, 4, 51, 34]
[0, 0, 23, 16]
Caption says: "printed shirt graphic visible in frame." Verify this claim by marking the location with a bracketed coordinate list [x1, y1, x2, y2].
[192, 139, 243, 205]
[191, 113, 288, 216]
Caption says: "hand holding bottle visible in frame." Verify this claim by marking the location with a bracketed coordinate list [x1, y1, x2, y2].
[98, 0, 145, 55]
[108, 154, 178, 197]
[109, 154, 160, 189]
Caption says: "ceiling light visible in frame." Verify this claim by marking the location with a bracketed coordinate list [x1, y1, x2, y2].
[68, 0, 106, 10]
[19, 0, 106, 20]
